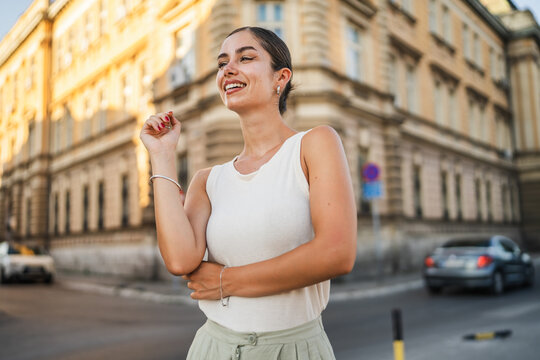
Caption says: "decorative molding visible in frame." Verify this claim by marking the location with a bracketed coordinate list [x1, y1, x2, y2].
[429, 61, 460, 86]
[341, 0, 377, 18]
[389, 33, 422, 60]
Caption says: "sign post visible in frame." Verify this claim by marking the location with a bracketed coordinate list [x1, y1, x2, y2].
[362, 163, 384, 280]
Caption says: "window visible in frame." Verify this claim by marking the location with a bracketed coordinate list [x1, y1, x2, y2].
[121, 74, 131, 111]
[121, 174, 129, 227]
[83, 96, 92, 140]
[65, 190, 71, 234]
[256, 3, 284, 38]
[462, 24, 470, 59]
[389, 55, 399, 106]
[501, 184, 509, 222]
[468, 99, 476, 138]
[449, 88, 457, 130]
[346, 24, 362, 81]
[28, 121, 35, 158]
[429, 0, 437, 34]
[98, 181, 104, 230]
[455, 174, 462, 220]
[26, 198, 31, 236]
[475, 179, 482, 221]
[479, 105, 486, 142]
[28, 57, 35, 89]
[413, 166, 422, 218]
[486, 181, 492, 222]
[434, 80, 443, 125]
[473, 33, 481, 66]
[489, 48, 496, 79]
[357, 149, 371, 214]
[441, 171, 449, 220]
[54, 193, 59, 235]
[98, 88, 107, 132]
[83, 185, 89, 231]
[99, 0, 108, 36]
[406, 65, 416, 112]
[442, 6, 451, 43]
[65, 106, 73, 148]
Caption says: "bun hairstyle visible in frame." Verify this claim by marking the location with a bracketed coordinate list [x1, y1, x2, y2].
[226, 26, 294, 115]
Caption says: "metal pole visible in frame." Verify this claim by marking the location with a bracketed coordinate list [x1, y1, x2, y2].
[372, 199, 383, 280]
[392, 308, 405, 360]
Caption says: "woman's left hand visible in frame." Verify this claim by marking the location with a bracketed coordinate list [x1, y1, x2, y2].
[183, 261, 225, 300]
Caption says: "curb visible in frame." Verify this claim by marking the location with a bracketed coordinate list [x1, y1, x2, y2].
[330, 279, 423, 302]
[60, 281, 195, 306]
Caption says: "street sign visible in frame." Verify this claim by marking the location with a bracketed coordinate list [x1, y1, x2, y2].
[362, 162, 380, 182]
[363, 181, 383, 199]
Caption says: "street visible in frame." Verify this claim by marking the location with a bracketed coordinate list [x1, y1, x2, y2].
[1, 267, 538, 360]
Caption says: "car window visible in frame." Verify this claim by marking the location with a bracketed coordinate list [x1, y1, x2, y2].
[499, 239, 516, 253]
[7, 246, 21, 255]
[443, 239, 491, 248]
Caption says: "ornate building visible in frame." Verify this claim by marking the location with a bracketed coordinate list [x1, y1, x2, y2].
[0, 0, 538, 279]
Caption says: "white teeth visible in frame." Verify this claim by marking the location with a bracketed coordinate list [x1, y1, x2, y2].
[225, 83, 246, 90]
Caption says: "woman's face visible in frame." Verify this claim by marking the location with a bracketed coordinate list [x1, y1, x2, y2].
[216, 30, 277, 114]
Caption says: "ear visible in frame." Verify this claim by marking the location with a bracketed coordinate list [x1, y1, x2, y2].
[275, 67, 292, 88]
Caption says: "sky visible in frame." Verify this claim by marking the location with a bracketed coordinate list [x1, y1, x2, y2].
[0, 0, 539, 42]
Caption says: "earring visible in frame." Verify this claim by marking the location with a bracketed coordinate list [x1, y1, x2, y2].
[277, 85, 281, 95]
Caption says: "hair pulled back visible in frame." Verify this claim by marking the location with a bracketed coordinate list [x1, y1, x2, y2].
[226, 26, 294, 115]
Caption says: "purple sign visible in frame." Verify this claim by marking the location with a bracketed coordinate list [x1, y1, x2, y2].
[362, 163, 380, 182]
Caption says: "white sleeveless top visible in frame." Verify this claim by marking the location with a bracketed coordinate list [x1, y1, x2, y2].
[200, 130, 330, 332]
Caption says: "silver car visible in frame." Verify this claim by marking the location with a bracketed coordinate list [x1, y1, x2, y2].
[423, 236, 535, 295]
[0, 242, 55, 284]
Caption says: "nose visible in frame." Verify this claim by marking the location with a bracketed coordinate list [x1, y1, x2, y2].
[222, 61, 238, 76]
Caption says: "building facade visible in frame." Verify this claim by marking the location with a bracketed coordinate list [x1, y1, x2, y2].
[0, 0, 538, 279]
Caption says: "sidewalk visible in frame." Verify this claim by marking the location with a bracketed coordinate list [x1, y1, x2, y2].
[56, 255, 540, 305]
[56, 271, 423, 306]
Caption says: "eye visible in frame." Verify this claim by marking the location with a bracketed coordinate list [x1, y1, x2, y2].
[240, 56, 253, 62]
[217, 61, 227, 69]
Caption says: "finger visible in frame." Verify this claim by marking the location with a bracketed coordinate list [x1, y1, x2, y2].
[146, 116, 164, 132]
[182, 274, 189, 280]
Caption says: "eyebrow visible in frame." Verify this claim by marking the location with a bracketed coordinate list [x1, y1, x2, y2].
[217, 46, 258, 60]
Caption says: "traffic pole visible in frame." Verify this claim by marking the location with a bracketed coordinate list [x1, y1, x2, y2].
[392, 308, 405, 360]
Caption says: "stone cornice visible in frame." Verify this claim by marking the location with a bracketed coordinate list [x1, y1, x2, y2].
[47, 0, 72, 19]
[0, 11, 48, 67]
[463, 0, 510, 39]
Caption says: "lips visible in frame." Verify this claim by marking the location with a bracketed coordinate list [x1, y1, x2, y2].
[223, 80, 246, 94]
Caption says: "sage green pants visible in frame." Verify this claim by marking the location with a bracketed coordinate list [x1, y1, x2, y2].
[186, 316, 336, 360]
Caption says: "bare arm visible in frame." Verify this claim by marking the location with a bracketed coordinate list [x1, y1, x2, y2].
[186, 126, 357, 299]
[140, 112, 210, 275]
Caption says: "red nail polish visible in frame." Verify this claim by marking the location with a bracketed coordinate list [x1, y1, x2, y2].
[165, 115, 170, 121]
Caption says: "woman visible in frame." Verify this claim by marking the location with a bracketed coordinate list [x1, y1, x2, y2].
[140, 26, 357, 359]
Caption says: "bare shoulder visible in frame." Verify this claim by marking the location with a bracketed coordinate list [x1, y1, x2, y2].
[302, 125, 343, 160]
[188, 167, 213, 193]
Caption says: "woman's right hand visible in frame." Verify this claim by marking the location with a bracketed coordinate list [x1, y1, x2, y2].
[140, 111, 181, 156]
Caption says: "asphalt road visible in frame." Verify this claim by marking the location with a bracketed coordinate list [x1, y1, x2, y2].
[1, 267, 538, 360]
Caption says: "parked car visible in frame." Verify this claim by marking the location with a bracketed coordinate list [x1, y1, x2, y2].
[423, 236, 535, 295]
[0, 242, 55, 284]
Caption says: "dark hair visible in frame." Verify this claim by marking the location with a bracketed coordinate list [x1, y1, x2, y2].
[226, 26, 294, 115]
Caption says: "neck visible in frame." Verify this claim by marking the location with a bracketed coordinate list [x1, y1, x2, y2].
[236, 105, 295, 158]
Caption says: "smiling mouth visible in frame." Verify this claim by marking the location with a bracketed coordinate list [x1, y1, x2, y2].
[224, 82, 246, 94]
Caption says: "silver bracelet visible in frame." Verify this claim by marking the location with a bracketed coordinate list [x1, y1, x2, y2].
[149, 175, 183, 193]
[220, 265, 230, 307]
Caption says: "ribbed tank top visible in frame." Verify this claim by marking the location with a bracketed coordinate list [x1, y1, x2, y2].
[201, 130, 330, 332]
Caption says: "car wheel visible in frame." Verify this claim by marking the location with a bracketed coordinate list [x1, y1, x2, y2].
[524, 266, 535, 288]
[0, 268, 8, 284]
[491, 271, 505, 295]
[44, 274, 54, 284]
[427, 285, 442, 295]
